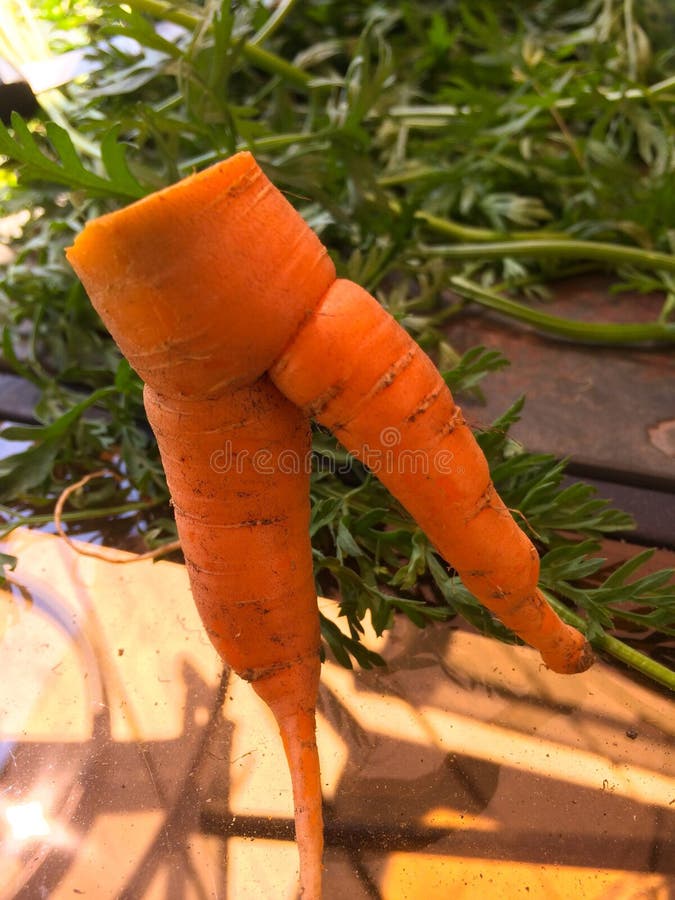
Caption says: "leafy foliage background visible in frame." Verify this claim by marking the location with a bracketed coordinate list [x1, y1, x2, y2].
[0, 0, 673, 685]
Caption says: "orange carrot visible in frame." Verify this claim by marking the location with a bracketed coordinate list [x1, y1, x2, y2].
[144, 379, 323, 897]
[66, 149, 592, 899]
[66, 151, 335, 393]
[269, 278, 594, 675]
[66, 153, 333, 898]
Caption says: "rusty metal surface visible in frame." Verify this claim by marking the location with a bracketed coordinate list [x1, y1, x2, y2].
[445, 275, 675, 491]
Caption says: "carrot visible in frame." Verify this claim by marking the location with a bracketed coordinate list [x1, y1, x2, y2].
[66, 149, 592, 899]
[269, 278, 594, 675]
[66, 153, 333, 898]
[66, 150, 335, 393]
[144, 379, 323, 898]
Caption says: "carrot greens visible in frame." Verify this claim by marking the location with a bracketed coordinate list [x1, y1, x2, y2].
[0, 0, 673, 689]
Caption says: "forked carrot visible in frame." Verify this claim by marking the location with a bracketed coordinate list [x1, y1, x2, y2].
[67, 150, 593, 899]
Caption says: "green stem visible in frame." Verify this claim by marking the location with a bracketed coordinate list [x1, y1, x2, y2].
[241, 41, 312, 88]
[250, 0, 299, 46]
[377, 166, 454, 189]
[122, 0, 312, 87]
[415, 210, 570, 243]
[542, 590, 675, 692]
[117, 0, 197, 30]
[643, 74, 675, 97]
[492, 262, 599, 293]
[0, 500, 161, 538]
[179, 129, 333, 174]
[449, 276, 675, 344]
[419, 231, 675, 275]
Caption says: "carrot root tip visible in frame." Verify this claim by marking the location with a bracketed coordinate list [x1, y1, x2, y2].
[574, 640, 596, 673]
[542, 639, 595, 675]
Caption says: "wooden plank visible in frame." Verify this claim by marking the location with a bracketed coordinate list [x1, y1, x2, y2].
[446, 275, 675, 489]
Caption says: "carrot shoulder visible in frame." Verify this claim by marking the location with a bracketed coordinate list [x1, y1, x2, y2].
[66, 151, 335, 392]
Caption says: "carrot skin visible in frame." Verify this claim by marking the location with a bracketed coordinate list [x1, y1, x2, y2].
[143, 377, 323, 897]
[270, 279, 594, 675]
[66, 152, 335, 395]
[253, 659, 323, 899]
[67, 153, 329, 897]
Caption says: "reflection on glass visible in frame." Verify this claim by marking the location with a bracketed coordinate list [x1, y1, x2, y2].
[0, 574, 101, 897]
[4, 800, 51, 841]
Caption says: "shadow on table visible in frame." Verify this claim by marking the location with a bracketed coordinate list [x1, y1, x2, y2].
[1, 532, 673, 899]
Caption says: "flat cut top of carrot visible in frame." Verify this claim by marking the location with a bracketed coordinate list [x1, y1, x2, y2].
[66, 152, 336, 398]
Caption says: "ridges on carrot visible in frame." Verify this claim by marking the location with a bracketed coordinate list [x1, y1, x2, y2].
[269, 278, 593, 675]
[143, 378, 324, 899]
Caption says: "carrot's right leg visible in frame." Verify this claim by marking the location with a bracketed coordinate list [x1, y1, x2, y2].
[270, 279, 593, 675]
